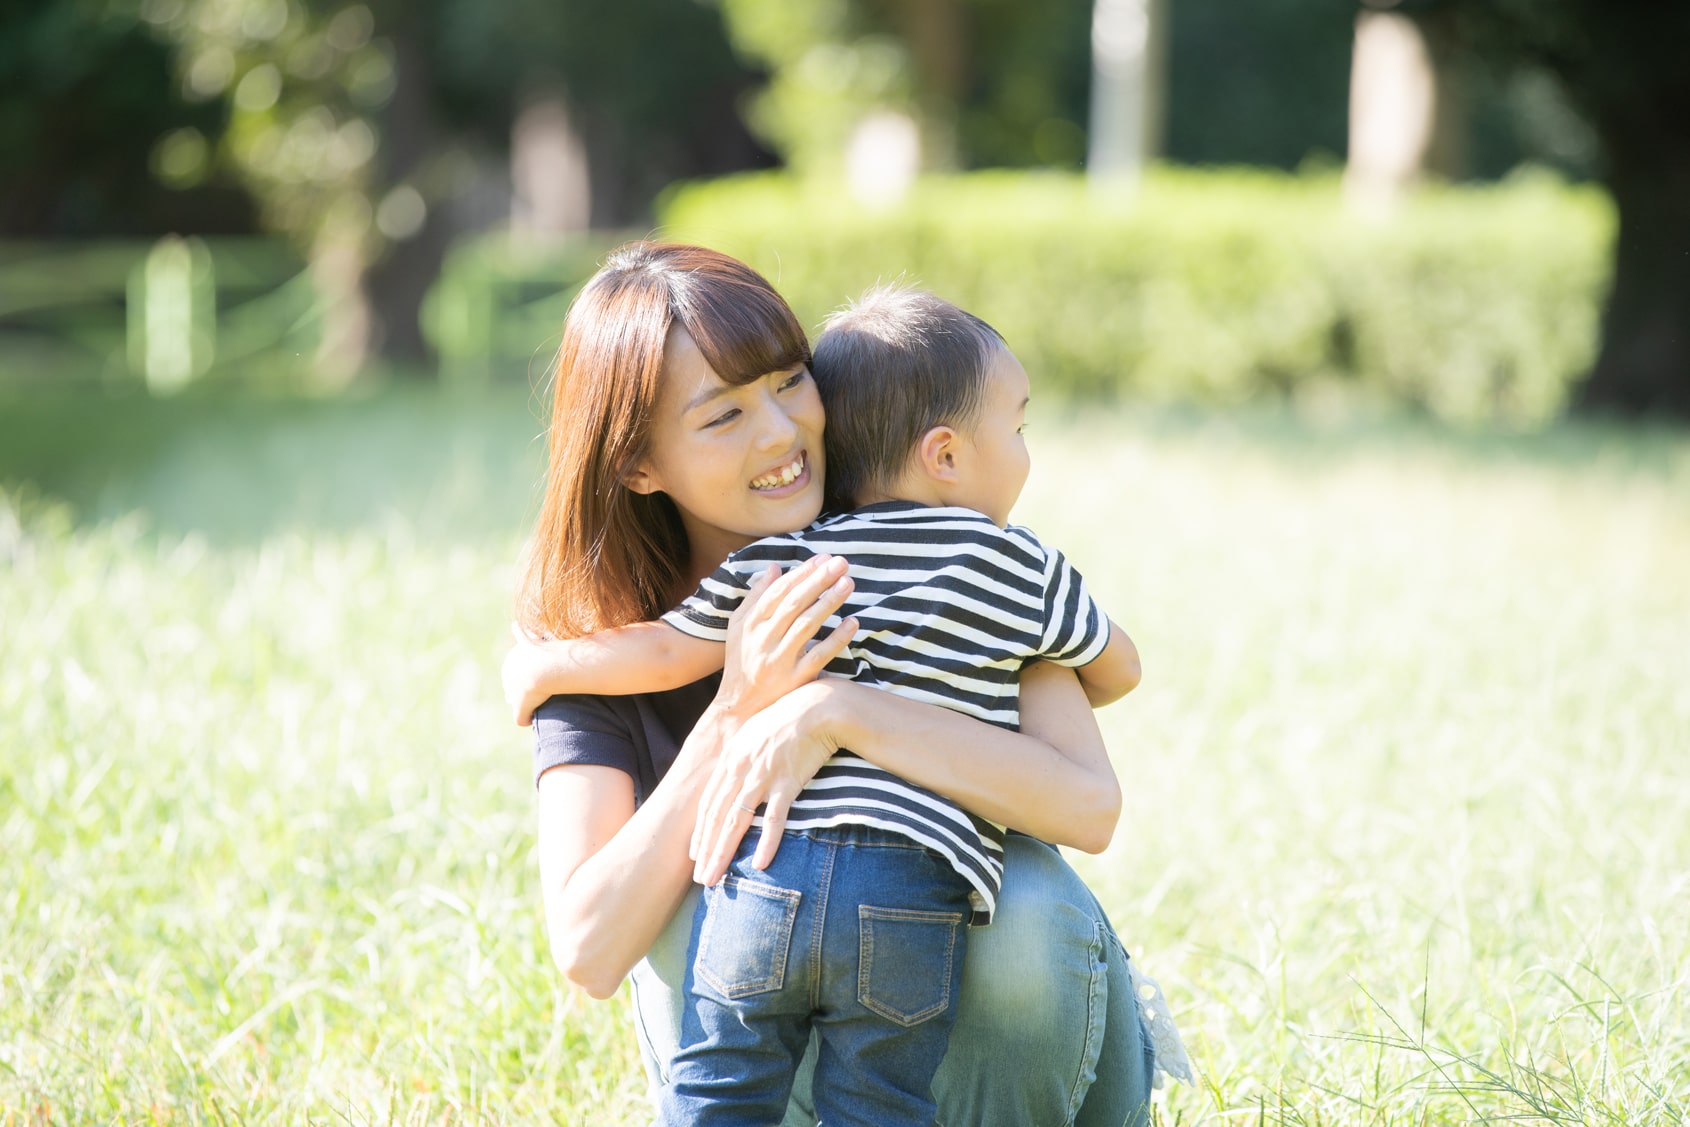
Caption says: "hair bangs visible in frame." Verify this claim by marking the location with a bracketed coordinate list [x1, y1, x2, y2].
[673, 265, 811, 386]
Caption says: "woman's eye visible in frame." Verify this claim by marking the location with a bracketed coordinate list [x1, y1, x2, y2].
[778, 368, 808, 391]
[705, 408, 741, 428]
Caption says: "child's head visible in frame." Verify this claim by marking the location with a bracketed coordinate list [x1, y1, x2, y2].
[813, 285, 1031, 525]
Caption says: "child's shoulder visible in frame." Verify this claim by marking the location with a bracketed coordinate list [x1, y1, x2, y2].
[998, 521, 1073, 571]
[718, 526, 820, 574]
[810, 502, 1010, 543]
[830, 503, 1057, 563]
[1001, 520, 1051, 548]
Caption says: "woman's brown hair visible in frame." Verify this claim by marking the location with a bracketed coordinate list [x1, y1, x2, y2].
[515, 242, 811, 639]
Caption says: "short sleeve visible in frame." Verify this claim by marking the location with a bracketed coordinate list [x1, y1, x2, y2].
[531, 693, 646, 789]
[1035, 542, 1110, 667]
[659, 558, 760, 642]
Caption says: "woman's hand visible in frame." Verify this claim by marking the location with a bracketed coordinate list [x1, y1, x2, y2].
[691, 555, 858, 882]
[690, 679, 844, 885]
[714, 555, 858, 722]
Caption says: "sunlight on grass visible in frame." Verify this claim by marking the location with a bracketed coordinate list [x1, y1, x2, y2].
[2, 393, 1686, 1123]
[1027, 412, 1690, 1124]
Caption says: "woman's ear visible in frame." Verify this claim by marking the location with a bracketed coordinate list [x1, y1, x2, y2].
[623, 460, 661, 495]
[916, 425, 961, 483]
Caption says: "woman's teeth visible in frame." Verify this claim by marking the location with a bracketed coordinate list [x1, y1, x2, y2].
[751, 453, 805, 491]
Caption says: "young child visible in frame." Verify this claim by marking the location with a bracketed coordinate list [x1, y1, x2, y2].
[515, 286, 1141, 1125]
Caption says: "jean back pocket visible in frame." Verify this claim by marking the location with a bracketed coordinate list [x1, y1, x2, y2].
[857, 905, 964, 1026]
[695, 876, 802, 1000]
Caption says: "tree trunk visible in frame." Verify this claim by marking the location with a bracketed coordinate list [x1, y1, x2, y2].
[310, 228, 373, 387]
[1343, 8, 1435, 216]
[1088, 0, 1167, 189]
[884, 0, 966, 169]
[512, 91, 592, 239]
[1575, 125, 1690, 417]
[1477, 0, 1690, 420]
[364, 19, 444, 372]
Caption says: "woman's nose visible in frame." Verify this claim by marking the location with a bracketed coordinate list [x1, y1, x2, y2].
[752, 390, 799, 449]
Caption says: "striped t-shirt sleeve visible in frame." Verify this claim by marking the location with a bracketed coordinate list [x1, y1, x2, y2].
[1036, 543, 1111, 666]
[660, 559, 758, 642]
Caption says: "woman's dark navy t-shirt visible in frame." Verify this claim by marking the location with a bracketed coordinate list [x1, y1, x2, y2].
[531, 674, 721, 805]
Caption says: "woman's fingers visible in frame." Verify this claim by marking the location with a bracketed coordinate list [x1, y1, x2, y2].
[750, 786, 795, 870]
[690, 684, 841, 880]
[796, 618, 857, 680]
[732, 562, 782, 620]
[691, 749, 760, 878]
[779, 571, 854, 656]
[694, 799, 755, 886]
[692, 748, 764, 885]
[690, 758, 735, 863]
[754, 554, 849, 638]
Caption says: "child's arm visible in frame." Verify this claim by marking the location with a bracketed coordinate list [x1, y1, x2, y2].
[1074, 618, 1142, 708]
[503, 621, 725, 726]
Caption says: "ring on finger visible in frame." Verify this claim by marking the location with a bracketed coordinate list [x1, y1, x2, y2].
[735, 802, 757, 815]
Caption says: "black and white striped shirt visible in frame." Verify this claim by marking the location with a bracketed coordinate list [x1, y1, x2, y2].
[661, 501, 1110, 922]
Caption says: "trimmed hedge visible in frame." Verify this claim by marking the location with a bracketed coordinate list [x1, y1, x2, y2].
[653, 169, 1612, 423]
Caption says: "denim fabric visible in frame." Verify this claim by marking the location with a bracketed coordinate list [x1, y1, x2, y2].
[631, 833, 1154, 1127]
[657, 825, 972, 1127]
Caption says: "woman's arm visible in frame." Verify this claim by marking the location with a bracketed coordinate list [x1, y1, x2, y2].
[690, 660, 1123, 883]
[532, 555, 857, 997]
[536, 705, 735, 999]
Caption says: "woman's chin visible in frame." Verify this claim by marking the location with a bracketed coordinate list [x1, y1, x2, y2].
[746, 476, 823, 533]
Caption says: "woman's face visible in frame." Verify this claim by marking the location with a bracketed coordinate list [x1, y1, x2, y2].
[628, 326, 826, 570]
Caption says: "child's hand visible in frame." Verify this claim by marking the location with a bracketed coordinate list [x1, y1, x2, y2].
[502, 624, 565, 727]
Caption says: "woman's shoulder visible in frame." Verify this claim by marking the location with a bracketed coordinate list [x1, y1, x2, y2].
[530, 675, 721, 800]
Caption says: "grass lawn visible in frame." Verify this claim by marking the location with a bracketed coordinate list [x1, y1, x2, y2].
[3, 387, 1687, 1124]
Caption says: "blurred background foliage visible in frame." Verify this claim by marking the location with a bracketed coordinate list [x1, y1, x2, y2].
[1, 0, 1686, 417]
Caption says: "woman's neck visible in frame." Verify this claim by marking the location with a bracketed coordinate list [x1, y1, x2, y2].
[677, 519, 756, 599]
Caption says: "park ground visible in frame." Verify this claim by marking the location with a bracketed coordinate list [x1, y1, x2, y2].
[2, 387, 1687, 1123]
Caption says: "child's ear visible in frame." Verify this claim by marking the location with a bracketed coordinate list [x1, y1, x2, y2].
[916, 425, 961, 482]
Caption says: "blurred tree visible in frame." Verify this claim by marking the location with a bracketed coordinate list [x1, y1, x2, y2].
[433, 0, 768, 225]
[716, 0, 1096, 176]
[1164, 0, 1354, 169]
[141, 0, 415, 380]
[963, 0, 1092, 168]
[1343, 1, 1442, 214]
[1437, 0, 1690, 416]
[1088, 0, 1169, 191]
[0, 0, 254, 236]
[1157, 0, 1590, 179]
[716, 0, 919, 177]
[136, 0, 390, 379]
[135, 0, 763, 378]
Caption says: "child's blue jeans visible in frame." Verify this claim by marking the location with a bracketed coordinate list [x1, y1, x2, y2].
[658, 825, 975, 1127]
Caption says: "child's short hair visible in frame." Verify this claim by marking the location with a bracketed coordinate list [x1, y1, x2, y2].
[812, 285, 1004, 513]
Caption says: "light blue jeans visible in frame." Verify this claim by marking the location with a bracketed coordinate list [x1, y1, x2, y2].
[632, 833, 1154, 1126]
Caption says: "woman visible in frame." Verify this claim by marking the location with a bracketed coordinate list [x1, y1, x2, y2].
[508, 242, 1181, 1124]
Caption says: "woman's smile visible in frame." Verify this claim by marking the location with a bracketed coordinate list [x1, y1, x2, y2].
[749, 450, 809, 493]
